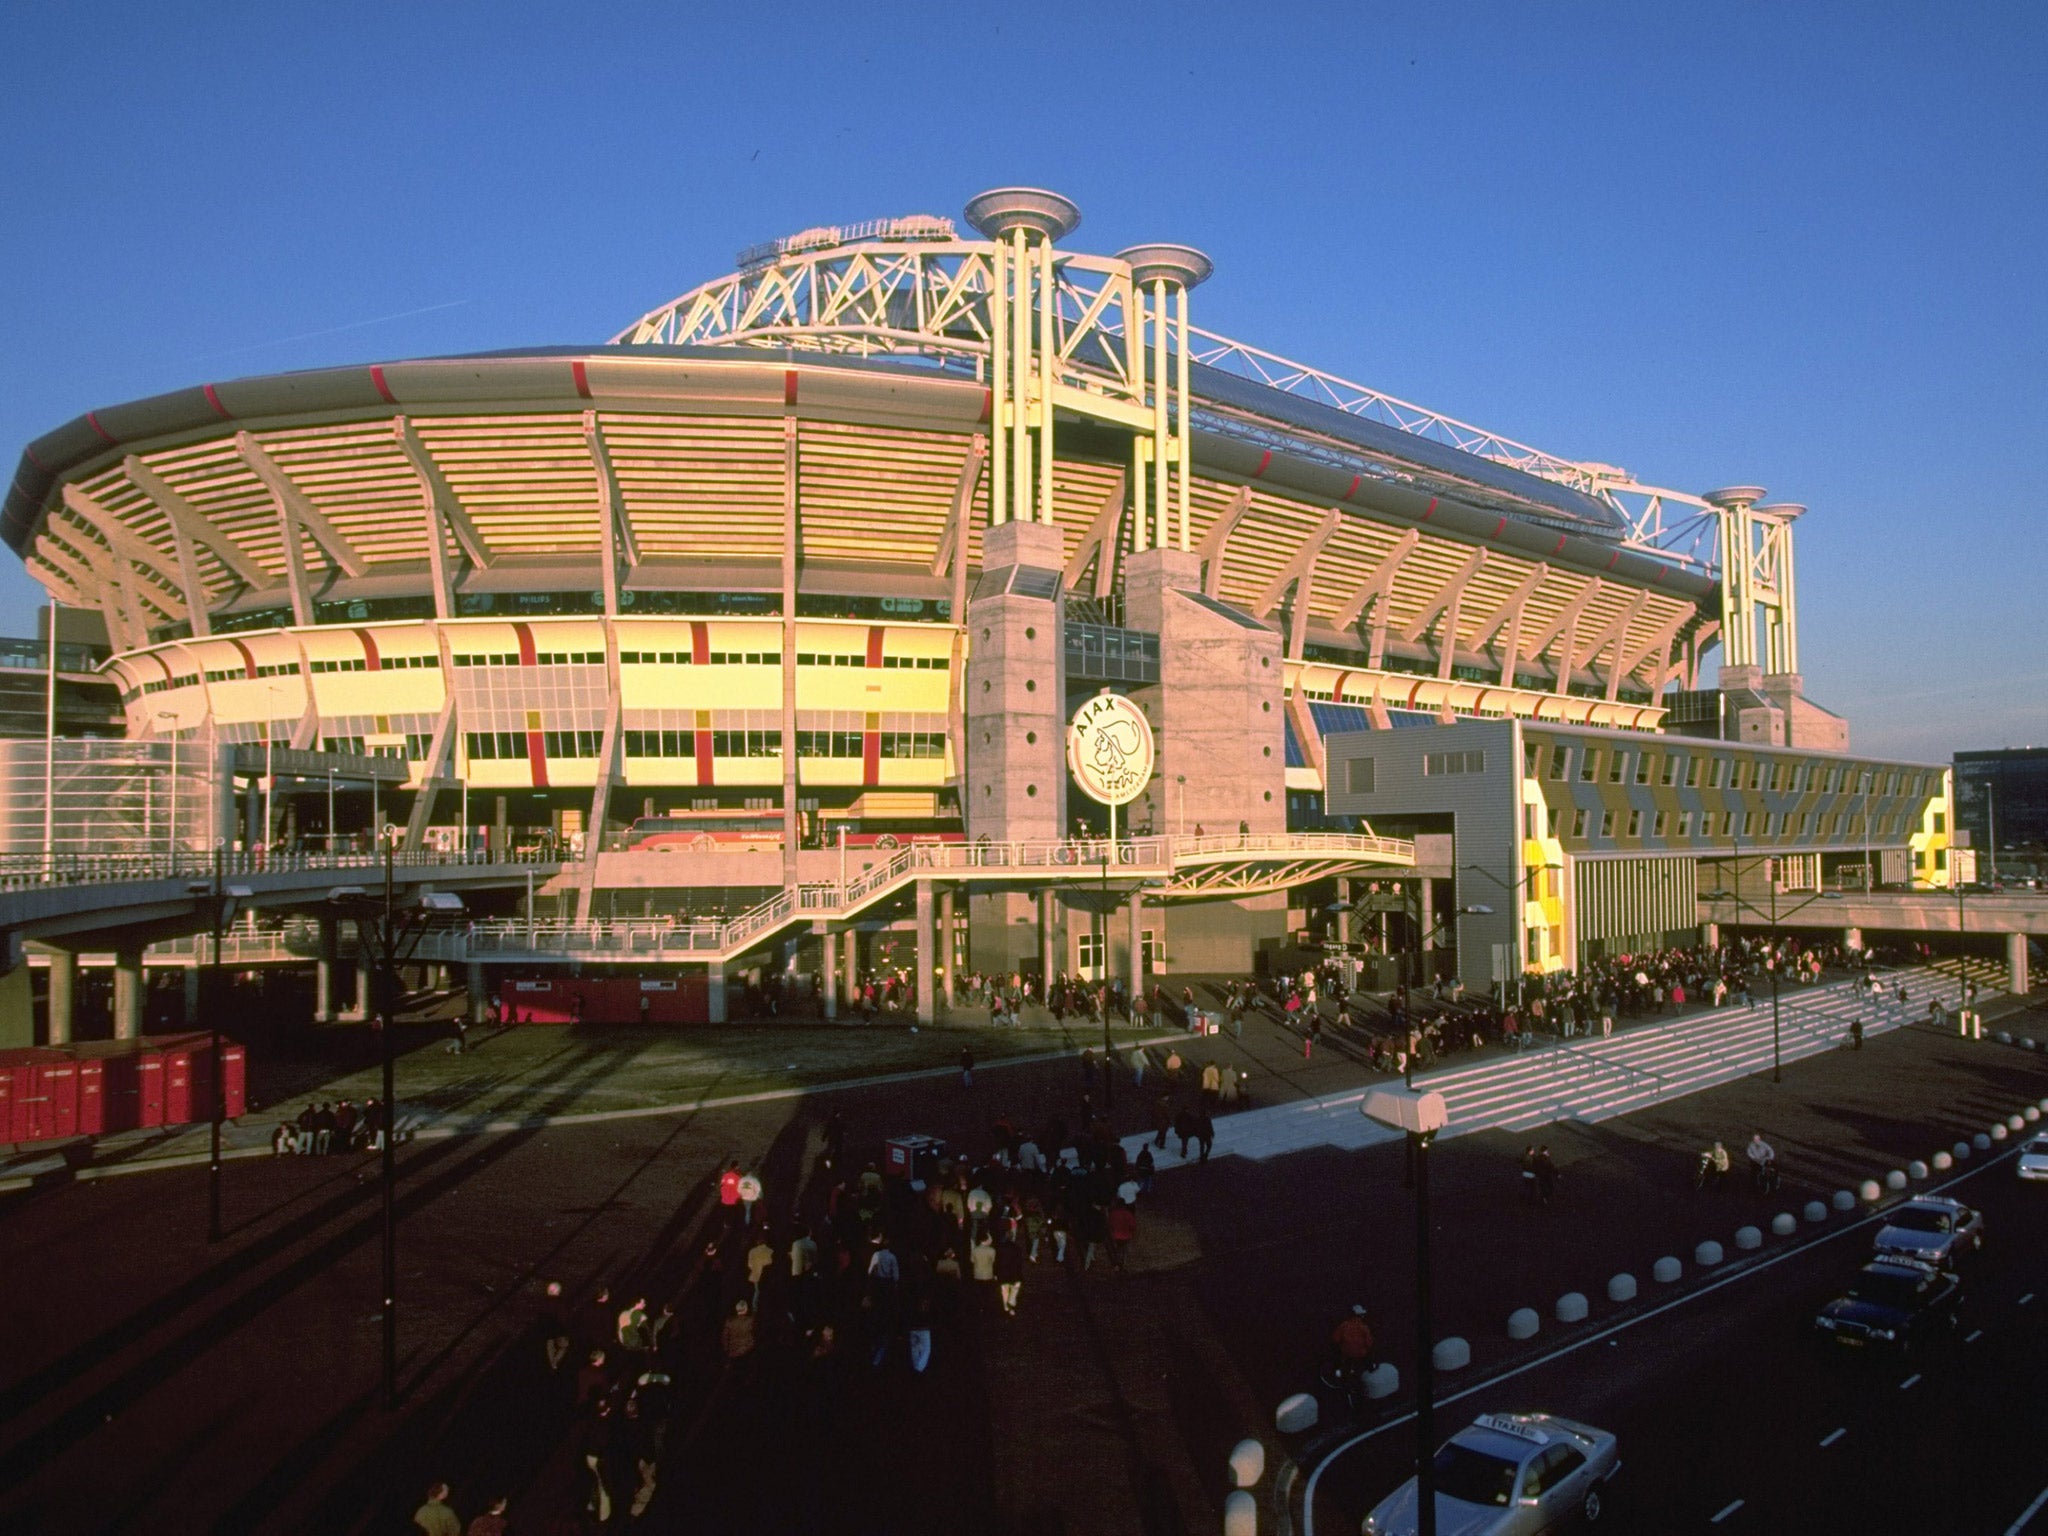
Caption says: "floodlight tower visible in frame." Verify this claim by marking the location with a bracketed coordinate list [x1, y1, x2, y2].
[1115, 244, 1213, 552]
[964, 188, 1082, 530]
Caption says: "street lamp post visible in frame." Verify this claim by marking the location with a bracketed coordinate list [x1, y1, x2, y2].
[1703, 853, 1839, 1081]
[1365, 1085, 1449, 1536]
[188, 847, 250, 1244]
[1458, 863, 1560, 1007]
[327, 767, 337, 854]
[329, 831, 465, 1408]
[1174, 774, 1186, 838]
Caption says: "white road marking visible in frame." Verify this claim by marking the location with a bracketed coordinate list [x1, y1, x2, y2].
[2005, 1483, 2048, 1536]
[1819, 1428, 1846, 1447]
[1966, 1329, 1984, 1343]
[1712, 1499, 1745, 1523]
[1296, 1137, 2033, 1536]
[1899, 1373, 1922, 1390]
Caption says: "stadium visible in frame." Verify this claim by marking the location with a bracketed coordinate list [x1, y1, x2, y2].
[0, 187, 1952, 1017]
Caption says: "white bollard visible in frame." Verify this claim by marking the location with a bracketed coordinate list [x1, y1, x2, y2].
[1805, 1200, 1829, 1223]
[1556, 1292, 1589, 1323]
[1908, 1160, 1929, 1180]
[1859, 1180, 1883, 1202]
[2027, 1107, 2041, 1123]
[1832, 1189, 1856, 1210]
[1433, 1337, 1472, 1370]
[1365, 1362, 1400, 1400]
[1224, 1488, 1258, 1536]
[1974, 1133, 1992, 1150]
[1608, 1273, 1638, 1302]
[1507, 1308, 1541, 1341]
[2009, 1115, 2027, 1131]
[1229, 1439, 1266, 1490]
[1275, 1393, 1318, 1434]
[1955, 1140, 1973, 1159]
[1653, 1256, 1683, 1283]
[1885, 1170, 1908, 1190]
[2041, 1096, 2048, 1111]
[1932, 1151, 1953, 1171]
[1991, 1124, 2009, 1141]
[1772, 1213, 1798, 1236]
[1735, 1225, 1763, 1250]
[1696, 1240, 1725, 1266]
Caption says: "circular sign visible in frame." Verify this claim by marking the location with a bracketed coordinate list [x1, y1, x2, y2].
[1066, 691, 1155, 807]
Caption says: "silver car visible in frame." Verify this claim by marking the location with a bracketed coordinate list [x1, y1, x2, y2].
[1872, 1196, 1983, 1267]
[2018, 1136, 2048, 1182]
[1362, 1412, 1620, 1535]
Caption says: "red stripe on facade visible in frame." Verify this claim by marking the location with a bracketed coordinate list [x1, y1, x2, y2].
[526, 729, 549, 790]
[694, 713, 713, 787]
[1345, 474, 1362, 500]
[690, 621, 709, 667]
[1406, 681, 1425, 708]
[369, 365, 397, 404]
[1606, 552, 1622, 570]
[862, 712, 881, 785]
[1553, 534, 1568, 556]
[1421, 497, 1439, 520]
[23, 446, 46, 471]
[865, 626, 885, 669]
[1491, 517, 1508, 540]
[784, 370, 799, 406]
[979, 389, 992, 422]
[513, 622, 537, 667]
[1653, 565, 1667, 584]
[1333, 669, 1352, 702]
[86, 412, 117, 446]
[231, 639, 257, 679]
[571, 360, 592, 399]
[353, 628, 381, 671]
[1252, 450, 1272, 478]
[203, 384, 232, 420]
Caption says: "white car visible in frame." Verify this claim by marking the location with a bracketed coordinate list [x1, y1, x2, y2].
[1362, 1412, 1619, 1535]
[2019, 1135, 2048, 1182]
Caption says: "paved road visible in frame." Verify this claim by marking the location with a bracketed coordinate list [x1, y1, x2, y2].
[1304, 1129, 2048, 1535]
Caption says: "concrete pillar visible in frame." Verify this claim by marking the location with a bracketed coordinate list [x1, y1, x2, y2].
[821, 931, 838, 1020]
[1699, 922, 1719, 951]
[112, 949, 145, 1041]
[2009, 931, 2030, 995]
[182, 966, 201, 1026]
[1419, 875, 1436, 984]
[841, 926, 859, 1003]
[1129, 889, 1145, 1004]
[314, 916, 338, 1023]
[352, 962, 371, 1021]
[47, 950, 76, 1046]
[938, 887, 956, 1008]
[706, 961, 727, 1025]
[468, 961, 488, 1024]
[1039, 889, 1056, 992]
[1841, 927, 1863, 954]
[244, 784, 262, 851]
[1336, 877, 1352, 951]
[915, 880, 935, 1026]
[493, 795, 509, 852]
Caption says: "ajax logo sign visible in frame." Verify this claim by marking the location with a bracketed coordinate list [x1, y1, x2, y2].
[1066, 691, 1155, 807]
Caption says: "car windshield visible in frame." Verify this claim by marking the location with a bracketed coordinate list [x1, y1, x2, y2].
[1432, 1443, 1522, 1506]
[1886, 1209, 1951, 1233]
[1846, 1270, 1923, 1308]
[2028, 1139, 2048, 1155]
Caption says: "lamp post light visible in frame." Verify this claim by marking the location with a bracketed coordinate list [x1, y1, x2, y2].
[1703, 856, 1839, 1082]
[1457, 862, 1559, 1006]
[1174, 774, 1186, 838]
[1364, 1085, 1449, 1536]
[328, 829, 465, 1408]
[187, 849, 251, 1243]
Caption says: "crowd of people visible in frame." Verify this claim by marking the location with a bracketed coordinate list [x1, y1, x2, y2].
[270, 1097, 389, 1156]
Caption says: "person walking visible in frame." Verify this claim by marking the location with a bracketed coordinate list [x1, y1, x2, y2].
[1130, 1043, 1148, 1087]
[1533, 1146, 1557, 1205]
[1849, 1017, 1865, 1050]
[995, 1231, 1025, 1316]
[413, 1483, 461, 1536]
[959, 1045, 975, 1089]
[1107, 1200, 1137, 1273]
[1519, 1145, 1540, 1204]
[1194, 1108, 1216, 1163]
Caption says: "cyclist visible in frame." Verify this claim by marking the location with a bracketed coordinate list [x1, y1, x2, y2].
[1329, 1304, 1379, 1377]
[1695, 1140, 1731, 1192]
[1745, 1132, 1778, 1193]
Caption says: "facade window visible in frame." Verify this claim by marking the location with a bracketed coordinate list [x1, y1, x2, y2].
[1546, 807, 1559, 837]
[1720, 812, 1735, 837]
[1579, 750, 1599, 783]
[1933, 810, 1946, 834]
[877, 730, 946, 759]
[1626, 810, 1642, 837]
[619, 651, 693, 665]
[1549, 746, 1570, 780]
[542, 731, 603, 758]
[1422, 750, 1485, 776]
[710, 728, 783, 757]
[1524, 805, 1537, 839]
[1652, 811, 1668, 837]
[1607, 752, 1626, 784]
[1523, 744, 1539, 778]
[1572, 809, 1588, 838]
[1742, 811, 1756, 837]
[1346, 758, 1375, 794]
[1599, 810, 1615, 838]
[625, 730, 693, 757]
[463, 731, 527, 760]
[1660, 756, 1678, 786]
[796, 730, 865, 758]
[1677, 811, 1692, 837]
[1635, 756, 1652, 785]
[1685, 757, 1702, 788]
[1708, 759, 1726, 789]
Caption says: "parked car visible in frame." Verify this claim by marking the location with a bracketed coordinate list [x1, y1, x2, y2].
[1361, 1411, 1619, 1534]
[1871, 1196, 1983, 1268]
[1815, 1256, 1961, 1349]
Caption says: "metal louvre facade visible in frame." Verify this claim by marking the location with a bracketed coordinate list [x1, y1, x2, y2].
[1571, 854, 1700, 956]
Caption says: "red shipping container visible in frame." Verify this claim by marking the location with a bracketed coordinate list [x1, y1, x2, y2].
[37, 1057, 79, 1140]
[1, 1049, 72, 1143]
[159, 1041, 195, 1127]
[69, 1041, 166, 1133]
[185, 1039, 247, 1123]
[74, 1057, 104, 1136]
[0, 1060, 14, 1143]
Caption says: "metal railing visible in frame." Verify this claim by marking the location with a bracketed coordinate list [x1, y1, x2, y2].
[0, 848, 564, 892]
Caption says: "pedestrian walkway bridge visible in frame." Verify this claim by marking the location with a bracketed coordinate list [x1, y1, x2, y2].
[408, 830, 1415, 967]
[1129, 963, 1992, 1170]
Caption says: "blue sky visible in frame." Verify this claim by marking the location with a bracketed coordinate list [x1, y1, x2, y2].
[2, 3, 2041, 761]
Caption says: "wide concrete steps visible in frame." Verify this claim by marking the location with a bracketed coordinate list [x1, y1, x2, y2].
[1127, 966, 1971, 1170]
